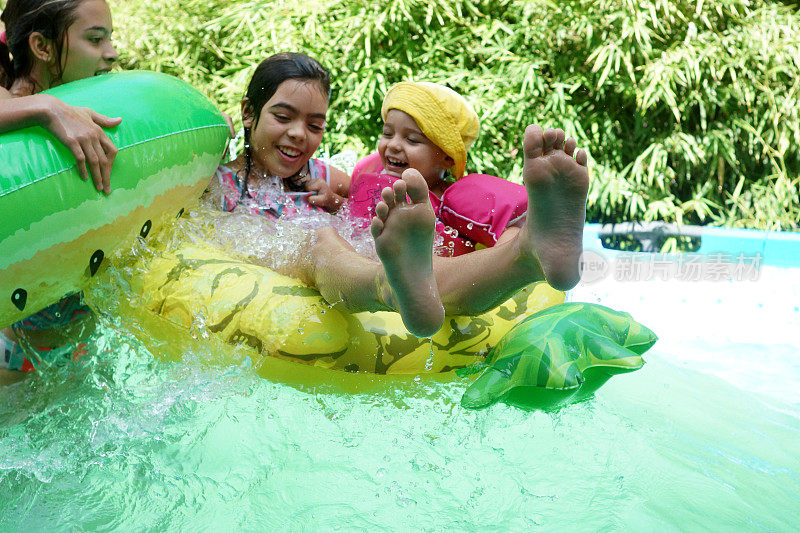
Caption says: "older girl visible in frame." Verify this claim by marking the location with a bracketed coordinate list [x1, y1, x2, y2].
[0, 0, 121, 193]
[208, 53, 349, 218]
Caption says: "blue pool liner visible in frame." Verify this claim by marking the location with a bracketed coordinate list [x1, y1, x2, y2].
[583, 224, 800, 268]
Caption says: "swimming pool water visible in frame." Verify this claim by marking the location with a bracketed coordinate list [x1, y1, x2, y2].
[0, 250, 798, 530]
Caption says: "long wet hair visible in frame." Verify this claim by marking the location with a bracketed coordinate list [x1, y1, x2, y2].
[0, 0, 85, 90]
[240, 52, 331, 193]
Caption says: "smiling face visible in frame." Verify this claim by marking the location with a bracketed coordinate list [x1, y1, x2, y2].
[58, 0, 117, 84]
[243, 79, 328, 178]
[377, 109, 454, 194]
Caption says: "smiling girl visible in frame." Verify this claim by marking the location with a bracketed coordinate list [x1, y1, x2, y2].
[209, 53, 349, 219]
[205, 53, 447, 336]
[0, 0, 122, 193]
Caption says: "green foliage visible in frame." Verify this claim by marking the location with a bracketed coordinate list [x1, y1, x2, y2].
[75, 2, 800, 228]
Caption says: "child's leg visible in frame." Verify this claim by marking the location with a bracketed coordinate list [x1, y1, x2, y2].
[374, 126, 589, 316]
[297, 176, 444, 338]
[293, 124, 588, 335]
[370, 175, 444, 336]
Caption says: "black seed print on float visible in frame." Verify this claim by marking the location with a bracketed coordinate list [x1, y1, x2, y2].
[89, 250, 104, 276]
[140, 220, 152, 238]
[11, 288, 27, 311]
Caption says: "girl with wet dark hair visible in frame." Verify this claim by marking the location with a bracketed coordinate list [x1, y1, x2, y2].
[0, 0, 121, 194]
[208, 52, 348, 218]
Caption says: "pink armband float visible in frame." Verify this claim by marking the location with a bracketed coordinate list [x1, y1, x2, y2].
[438, 174, 527, 247]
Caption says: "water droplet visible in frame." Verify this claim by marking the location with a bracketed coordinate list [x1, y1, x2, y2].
[466, 222, 473, 230]
[424, 353, 434, 371]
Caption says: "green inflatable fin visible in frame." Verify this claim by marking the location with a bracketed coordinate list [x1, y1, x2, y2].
[460, 303, 656, 411]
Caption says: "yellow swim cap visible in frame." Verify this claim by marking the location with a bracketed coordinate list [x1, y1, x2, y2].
[381, 81, 480, 180]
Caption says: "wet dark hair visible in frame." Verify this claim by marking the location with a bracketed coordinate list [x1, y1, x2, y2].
[240, 52, 331, 193]
[0, 0, 85, 90]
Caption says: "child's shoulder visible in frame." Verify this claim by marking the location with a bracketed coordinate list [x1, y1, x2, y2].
[308, 156, 329, 181]
[220, 154, 246, 174]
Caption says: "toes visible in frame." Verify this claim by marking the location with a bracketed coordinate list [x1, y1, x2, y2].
[375, 200, 389, 220]
[380, 186, 396, 209]
[564, 137, 577, 157]
[522, 124, 545, 159]
[542, 128, 559, 153]
[370, 216, 385, 239]
[401, 168, 430, 204]
[392, 179, 409, 206]
[575, 149, 588, 167]
[553, 129, 565, 150]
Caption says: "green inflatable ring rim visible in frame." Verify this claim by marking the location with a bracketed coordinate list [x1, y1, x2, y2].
[0, 71, 229, 328]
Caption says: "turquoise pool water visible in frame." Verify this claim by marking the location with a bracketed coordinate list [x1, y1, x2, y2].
[1, 231, 798, 530]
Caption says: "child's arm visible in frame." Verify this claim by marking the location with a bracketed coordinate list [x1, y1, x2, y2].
[328, 166, 351, 198]
[0, 90, 122, 194]
[439, 174, 528, 249]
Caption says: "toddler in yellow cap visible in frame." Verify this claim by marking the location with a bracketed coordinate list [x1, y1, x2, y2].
[380, 81, 479, 183]
[348, 81, 530, 256]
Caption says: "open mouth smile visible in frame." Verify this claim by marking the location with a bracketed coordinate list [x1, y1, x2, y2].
[386, 156, 408, 169]
[278, 146, 302, 159]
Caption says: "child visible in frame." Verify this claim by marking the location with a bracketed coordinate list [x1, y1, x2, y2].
[206, 53, 349, 219]
[0, 0, 120, 376]
[209, 54, 589, 338]
[358, 82, 590, 323]
[0, 0, 122, 194]
[205, 53, 444, 336]
[348, 81, 529, 256]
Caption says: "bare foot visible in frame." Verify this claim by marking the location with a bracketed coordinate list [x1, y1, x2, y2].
[370, 169, 444, 337]
[519, 125, 589, 291]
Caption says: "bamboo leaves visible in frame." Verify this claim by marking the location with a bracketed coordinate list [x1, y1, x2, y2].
[106, 0, 799, 230]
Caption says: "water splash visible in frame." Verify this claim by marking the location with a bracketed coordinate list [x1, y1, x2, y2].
[1, 191, 799, 529]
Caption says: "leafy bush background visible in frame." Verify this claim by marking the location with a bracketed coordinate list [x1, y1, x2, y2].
[8, 0, 800, 229]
